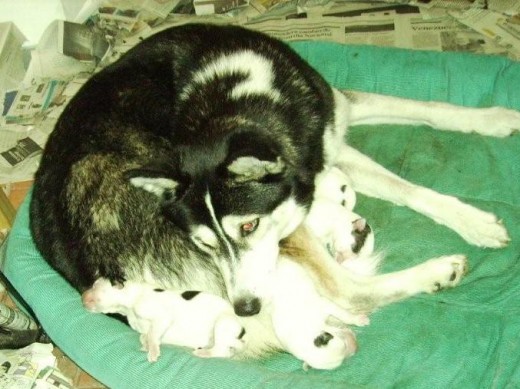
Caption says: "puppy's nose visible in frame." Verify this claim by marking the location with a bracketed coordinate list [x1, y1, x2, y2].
[233, 296, 261, 316]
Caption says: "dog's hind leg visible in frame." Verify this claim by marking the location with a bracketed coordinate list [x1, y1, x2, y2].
[341, 90, 520, 137]
[343, 254, 469, 313]
[282, 226, 469, 314]
[334, 144, 510, 248]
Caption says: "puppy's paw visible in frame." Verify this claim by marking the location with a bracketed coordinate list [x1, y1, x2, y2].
[193, 348, 213, 358]
[146, 344, 160, 362]
[351, 314, 370, 327]
[423, 255, 468, 293]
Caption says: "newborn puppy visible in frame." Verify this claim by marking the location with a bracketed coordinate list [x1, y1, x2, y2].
[82, 279, 245, 362]
[266, 167, 379, 370]
[270, 253, 369, 370]
[82, 167, 376, 369]
[307, 166, 375, 264]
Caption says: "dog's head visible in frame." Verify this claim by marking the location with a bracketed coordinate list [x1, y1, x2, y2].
[125, 129, 311, 316]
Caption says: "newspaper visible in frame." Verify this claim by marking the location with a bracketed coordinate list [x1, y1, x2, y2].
[0, 23, 27, 99]
[0, 0, 519, 193]
[194, 0, 249, 16]
[0, 125, 47, 185]
[23, 21, 98, 84]
[450, 8, 520, 60]
[245, 7, 510, 57]
[488, 0, 520, 16]
[0, 343, 73, 389]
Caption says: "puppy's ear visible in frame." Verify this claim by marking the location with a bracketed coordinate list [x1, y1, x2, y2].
[227, 156, 285, 183]
[124, 168, 179, 198]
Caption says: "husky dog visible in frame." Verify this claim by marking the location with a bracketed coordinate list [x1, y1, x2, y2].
[81, 168, 372, 369]
[82, 278, 245, 362]
[30, 24, 518, 357]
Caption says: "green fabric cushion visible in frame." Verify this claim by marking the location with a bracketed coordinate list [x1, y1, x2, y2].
[4, 42, 520, 388]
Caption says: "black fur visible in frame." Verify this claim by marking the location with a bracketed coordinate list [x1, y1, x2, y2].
[181, 290, 201, 300]
[30, 23, 335, 295]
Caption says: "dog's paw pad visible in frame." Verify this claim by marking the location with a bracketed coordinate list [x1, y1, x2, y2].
[425, 255, 468, 293]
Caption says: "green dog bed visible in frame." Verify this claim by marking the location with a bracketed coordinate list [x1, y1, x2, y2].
[4, 40, 520, 388]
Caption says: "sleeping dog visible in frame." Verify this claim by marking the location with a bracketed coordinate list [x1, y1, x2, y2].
[31, 23, 518, 358]
[82, 168, 372, 369]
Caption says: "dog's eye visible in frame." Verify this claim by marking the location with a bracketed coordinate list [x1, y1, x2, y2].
[240, 218, 259, 237]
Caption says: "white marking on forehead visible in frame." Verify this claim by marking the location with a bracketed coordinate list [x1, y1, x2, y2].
[182, 51, 281, 101]
[204, 190, 237, 265]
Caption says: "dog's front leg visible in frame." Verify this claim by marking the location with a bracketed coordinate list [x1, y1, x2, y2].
[335, 144, 510, 248]
[342, 90, 520, 137]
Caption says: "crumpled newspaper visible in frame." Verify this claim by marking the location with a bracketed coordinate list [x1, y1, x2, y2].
[0, 343, 73, 389]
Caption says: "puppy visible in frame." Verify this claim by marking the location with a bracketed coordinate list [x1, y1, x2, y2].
[82, 279, 245, 362]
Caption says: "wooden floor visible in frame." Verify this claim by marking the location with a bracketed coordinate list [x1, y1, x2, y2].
[1, 182, 107, 388]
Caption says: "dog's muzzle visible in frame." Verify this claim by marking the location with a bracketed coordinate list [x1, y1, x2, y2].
[233, 295, 262, 317]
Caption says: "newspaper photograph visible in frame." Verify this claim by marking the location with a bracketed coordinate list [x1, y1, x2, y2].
[451, 8, 520, 60]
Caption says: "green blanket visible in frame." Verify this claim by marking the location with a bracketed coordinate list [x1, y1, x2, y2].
[4, 41, 520, 388]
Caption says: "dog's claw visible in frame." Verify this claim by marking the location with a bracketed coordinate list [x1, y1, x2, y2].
[424, 255, 468, 294]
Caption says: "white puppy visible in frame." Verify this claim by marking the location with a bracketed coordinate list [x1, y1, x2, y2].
[81, 167, 376, 369]
[268, 167, 376, 370]
[270, 255, 369, 370]
[82, 279, 245, 362]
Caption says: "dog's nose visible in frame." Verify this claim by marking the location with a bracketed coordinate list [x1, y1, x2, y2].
[233, 296, 261, 316]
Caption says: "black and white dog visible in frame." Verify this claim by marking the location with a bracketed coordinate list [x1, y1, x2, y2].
[30, 24, 518, 358]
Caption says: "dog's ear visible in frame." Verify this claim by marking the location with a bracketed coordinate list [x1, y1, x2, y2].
[124, 168, 180, 198]
[227, 156, 285, 183]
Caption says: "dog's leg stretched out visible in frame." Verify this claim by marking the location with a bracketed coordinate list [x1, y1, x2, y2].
[335, 144, 509, 248]
[329, 90, 515, 248]
[344, 90, 520, 137]
[283, 225, 468, 314]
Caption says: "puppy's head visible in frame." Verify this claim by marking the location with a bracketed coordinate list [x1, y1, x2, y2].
[125, 130, 310, 317]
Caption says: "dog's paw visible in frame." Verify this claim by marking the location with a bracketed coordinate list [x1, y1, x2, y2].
[432, 196, 510, 248]
[350, 314, 370, 327]
[448, 106, 520, 137]
[193, 348, 213, 358]
[315, 167, 357, 209]
[422, 255, 468, 293]
[146, 344, 161, 363]
[472, 107, 520, 137]
[454, 208, 509, 248]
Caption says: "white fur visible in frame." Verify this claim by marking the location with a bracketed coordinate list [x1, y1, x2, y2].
[129, 177, 178, 197]
[326, 89, 512, 248]
[270, 257, 368, 370]
[347, 91, 520, 137]
[220, 197, 307, 306]
[82, 279, 244, 362]
[181, 51, 281, 101]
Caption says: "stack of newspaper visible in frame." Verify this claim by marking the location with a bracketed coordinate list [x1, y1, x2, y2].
[1, 0, 520, 186]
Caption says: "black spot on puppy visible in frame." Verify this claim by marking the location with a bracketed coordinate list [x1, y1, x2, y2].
[153, 288, 165, 292]
[314, 331, 334, 347]
[181, 290, 201, 300]
[352, 220, 372, 254]
[238, 328, 246, 339]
